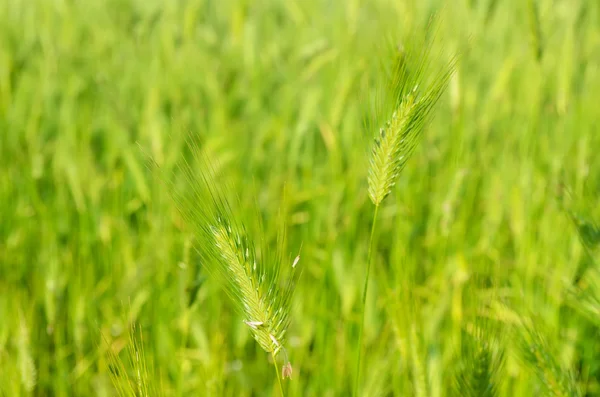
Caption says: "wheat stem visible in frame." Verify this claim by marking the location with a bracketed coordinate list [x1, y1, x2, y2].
[353, 204, 380, 397]
[272, 350, 285, 397]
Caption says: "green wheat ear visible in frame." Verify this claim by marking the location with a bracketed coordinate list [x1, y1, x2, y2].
[367, 36, 455, 206]
[354, 21, 457, 397]
[145, 136, 300, 378]
[105, 323, 158, 397]
[516, 320, 582, 397]
[210, 217, 297, 355]
[452, 319, 504, 397]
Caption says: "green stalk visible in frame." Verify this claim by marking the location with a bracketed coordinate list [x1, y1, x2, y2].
[353, 204, 380, 397]
[272, 350, 285, 397]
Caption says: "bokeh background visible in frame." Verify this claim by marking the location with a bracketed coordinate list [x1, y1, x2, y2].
[1, 0, 600, 395]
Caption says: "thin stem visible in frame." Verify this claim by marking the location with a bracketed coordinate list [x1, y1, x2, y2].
[353, 204, 380, 397]
[272, 350, 285, 397]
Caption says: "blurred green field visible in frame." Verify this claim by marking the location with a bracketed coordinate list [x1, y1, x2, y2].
[1, 0, 600, 395]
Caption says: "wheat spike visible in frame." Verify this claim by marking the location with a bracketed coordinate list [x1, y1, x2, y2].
[17, 313, 37, 393]
[367, 92, 417, 206]
[517, 320, 581, 397]
[367, 36, 455, 206]
[453, 319, 504, 397]
[146, 136, 300, 362]
[409, 324, 428, 397]
[211, 219, 292, 354]
[105, 323, 158, 397]
[527, 0, 544, 62]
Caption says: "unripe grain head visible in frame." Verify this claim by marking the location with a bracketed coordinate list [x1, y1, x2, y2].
[367, 27, 455, 206]
[146, 136, 300, 361]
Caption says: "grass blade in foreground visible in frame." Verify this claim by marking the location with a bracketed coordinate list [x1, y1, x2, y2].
[149, 138, 301, 395]
[354, 25, 455, 396]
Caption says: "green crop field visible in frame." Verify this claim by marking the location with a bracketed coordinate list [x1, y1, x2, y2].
[1, 0, 600, 395]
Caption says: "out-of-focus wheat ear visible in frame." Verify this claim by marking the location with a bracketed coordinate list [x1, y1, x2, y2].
[527, 0, 544, 62]
[409, 324, 428, 397]
[517, 320, 582, 397]
[104, 323, 158, 397]
[452, 319, 504, 397]
[555, 181, 600, 280]
[367, 54, 455, 206]
[17, 312, 36, 393]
